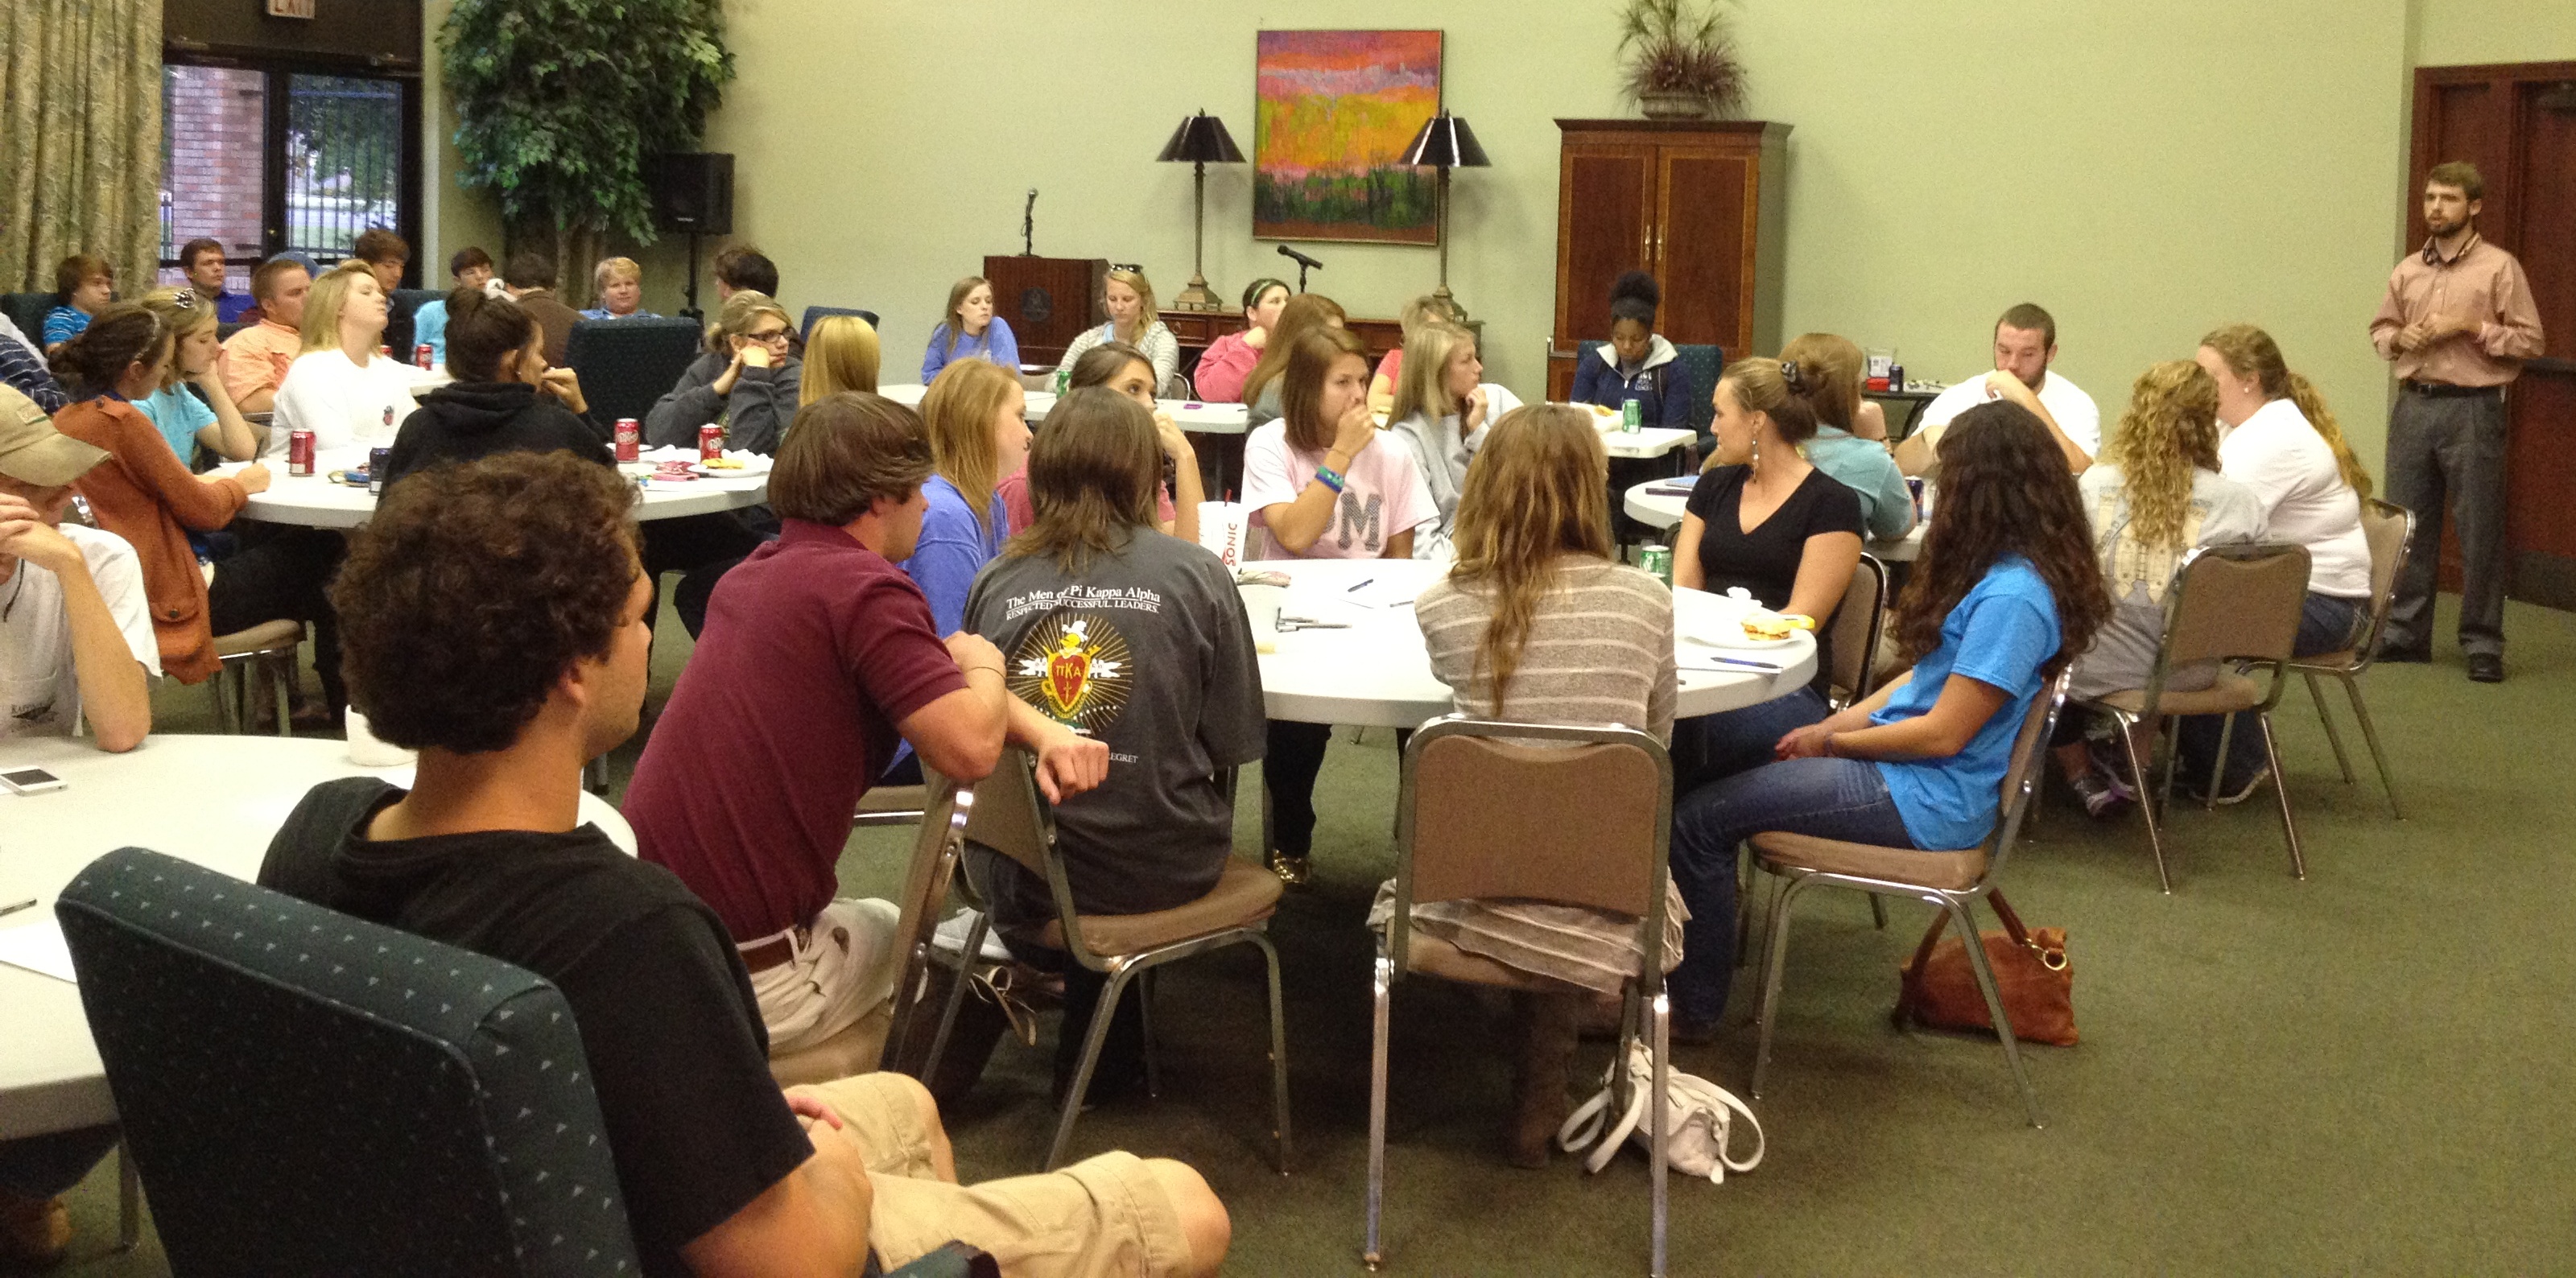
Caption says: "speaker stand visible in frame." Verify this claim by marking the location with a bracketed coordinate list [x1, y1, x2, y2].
[681, 232, 704, 321]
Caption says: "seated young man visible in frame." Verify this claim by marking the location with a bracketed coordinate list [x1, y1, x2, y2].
[257, 450, 1228, 1278]
[0, 388, 155, 1268]
[625, 391, 1106, 1057]
[218, 257, 313, 414]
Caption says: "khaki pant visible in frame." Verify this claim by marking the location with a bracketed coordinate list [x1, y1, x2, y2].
[805, 1074, 1195, 1278]
[746, 898, 901, 1053]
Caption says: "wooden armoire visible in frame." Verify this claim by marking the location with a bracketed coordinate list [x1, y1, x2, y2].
[1546, 119, 1790, 400]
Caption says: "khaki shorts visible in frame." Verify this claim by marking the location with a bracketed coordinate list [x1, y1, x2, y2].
[805, 1073, 1195, 1278]
[746, 897, 901, 1053]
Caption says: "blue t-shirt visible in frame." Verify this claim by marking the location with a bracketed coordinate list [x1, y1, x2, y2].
[919, 316, 1020, 385]
[41, 307, 90, 348]
[134, 384, 217, 464]
[411, 299, 450, 365]
[1871, 555, 2060, 850]
[897, 475, 1007, 638]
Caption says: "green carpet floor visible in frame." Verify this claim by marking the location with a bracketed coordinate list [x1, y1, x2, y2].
[45, 596, 2574, 1275]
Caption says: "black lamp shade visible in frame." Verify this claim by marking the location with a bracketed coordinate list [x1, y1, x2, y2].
[1158, 112, 1245, 164]
[1402, 113, 1489, 168]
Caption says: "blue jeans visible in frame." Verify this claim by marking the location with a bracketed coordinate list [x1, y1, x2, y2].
[1667, 757, 1916, 1026]
[1674, 686, 1830, 790]
[2177, 592, 2365, 789]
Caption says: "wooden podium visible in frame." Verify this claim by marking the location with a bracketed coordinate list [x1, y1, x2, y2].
[985, 256, 1105, 369]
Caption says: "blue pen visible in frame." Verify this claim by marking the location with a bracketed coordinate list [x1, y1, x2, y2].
[1345, 578, 1373, 593]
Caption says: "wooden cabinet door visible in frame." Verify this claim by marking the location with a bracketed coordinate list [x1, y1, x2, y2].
[1655, 146, 1755, 353]
[1555, 144, 1658, 345]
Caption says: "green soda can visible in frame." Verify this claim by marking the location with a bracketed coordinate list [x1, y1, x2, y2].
[1055, 367, 1071, 395]
[1622, 397, 1642, 432]
[1639, 543, 1672, 583]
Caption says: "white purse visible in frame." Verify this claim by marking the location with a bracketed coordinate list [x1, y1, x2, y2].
[1557, 1040, 1765, 1184]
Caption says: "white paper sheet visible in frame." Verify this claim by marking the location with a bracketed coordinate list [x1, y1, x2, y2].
[0, 919, 76, 983]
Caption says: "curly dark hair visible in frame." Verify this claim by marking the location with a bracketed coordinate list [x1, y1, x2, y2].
[331, 451, 640, 753]
[1889, 402, 2110, 678]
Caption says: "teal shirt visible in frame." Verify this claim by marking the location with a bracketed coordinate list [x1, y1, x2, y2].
[1805, 427, 1913, 541]
[134, 384, 217, 464]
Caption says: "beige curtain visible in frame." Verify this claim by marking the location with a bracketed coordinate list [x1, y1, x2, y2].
[0, 0, 164, 296]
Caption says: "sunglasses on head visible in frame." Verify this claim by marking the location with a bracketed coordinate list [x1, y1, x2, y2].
[1109, 262, 1142, 275]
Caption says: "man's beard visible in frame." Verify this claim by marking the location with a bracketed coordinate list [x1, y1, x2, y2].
[2427, 212, 2470, 239]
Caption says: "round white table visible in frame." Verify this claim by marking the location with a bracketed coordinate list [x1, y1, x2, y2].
[0, 735, 634, 1139]
[217, 463, 771, 530]
[1245, 558, 1816, 729]
[1621, 480, 1926, 563]
[877, 384, 1250, 435]
[1599, 425, 1695, 461]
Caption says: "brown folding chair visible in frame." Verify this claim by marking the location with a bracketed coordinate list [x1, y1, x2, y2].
[2289, 499, 2413, 818]
[208, 619, 304, 735]
[927, 748, 1290, 1173]
[1825, 552, 1889, 711]
[769, 777, 971, 1087]
[1368, 718, 1676, 1276]
[2073, 542, 2314, 893]
[1747, 669, 2070, 1128]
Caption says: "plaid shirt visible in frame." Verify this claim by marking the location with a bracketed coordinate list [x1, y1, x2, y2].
[0, 333, 67, 412]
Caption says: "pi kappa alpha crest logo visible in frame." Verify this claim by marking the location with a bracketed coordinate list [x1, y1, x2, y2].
[1007, 614, 1134, 734]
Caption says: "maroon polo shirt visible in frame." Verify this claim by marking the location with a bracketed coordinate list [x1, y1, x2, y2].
[625, 518, 968, 941]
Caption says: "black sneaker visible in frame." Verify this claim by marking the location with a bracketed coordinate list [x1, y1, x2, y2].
[2069, 769, 2134, 818]
[2467, 653, 2504, 683]
[2375, 641, 2431, 664]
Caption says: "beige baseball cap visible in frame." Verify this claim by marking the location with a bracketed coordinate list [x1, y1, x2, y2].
[0, 385, 108, 488]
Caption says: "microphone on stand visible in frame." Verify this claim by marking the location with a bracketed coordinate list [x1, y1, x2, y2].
[1021, 188, 1038, 256]
[1277, 244, 1324, 291]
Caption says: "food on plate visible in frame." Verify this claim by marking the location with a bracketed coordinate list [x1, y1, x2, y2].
[1234, 568, 1293, 587]
[1740, 609, 1814, 642]
[703, 456, 745, 470]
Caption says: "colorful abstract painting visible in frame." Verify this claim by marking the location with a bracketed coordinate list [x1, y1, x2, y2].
[1253, 30, 1443, 245]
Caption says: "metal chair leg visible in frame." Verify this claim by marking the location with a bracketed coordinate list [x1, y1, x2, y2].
[2305, 672, 2354, 784]
[270, 653, 293, 737]
[1868, 895, 1889, 930]
[2118, 715, 2175, 894]
[919, 912, 989, 1085]
[1045, 958, 1137, 1172]
[1748, 875, 1806, 1099]
[1649, 991, 1670, 1278]
[2342, 674, 2404, 819]
[2258, 713, 2306, 880]
[1137, 967, 1162, 1101]
[1946, 896, 2045, 1128]
[2205, 713, 2238, 810]
[1252, 931, 1293, 1174]
[117, 1140, 141, 1251]
[1362, 948, 1392, 1270]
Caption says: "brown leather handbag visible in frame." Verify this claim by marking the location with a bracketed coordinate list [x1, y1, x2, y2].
[1893, 889, 2077, 1046]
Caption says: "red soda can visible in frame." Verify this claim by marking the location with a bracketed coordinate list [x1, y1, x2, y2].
[698, 423, 724, 462]
[415, 344, 434, 370]
[614, 418, 642, 464]
[287, 429, 316, 476]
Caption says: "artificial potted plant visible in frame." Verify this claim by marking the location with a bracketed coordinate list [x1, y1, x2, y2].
[1617, 0, 1748, 121]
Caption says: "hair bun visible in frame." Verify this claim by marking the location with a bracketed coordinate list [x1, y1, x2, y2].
[1778, 360, 1806, 393]
[1610, 270, 1661, 308]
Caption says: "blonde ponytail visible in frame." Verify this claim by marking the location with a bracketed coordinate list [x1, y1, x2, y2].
[2285, 373, 2372, 499]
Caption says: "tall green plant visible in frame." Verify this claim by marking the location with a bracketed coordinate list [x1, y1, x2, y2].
[440, 0, 734, 288]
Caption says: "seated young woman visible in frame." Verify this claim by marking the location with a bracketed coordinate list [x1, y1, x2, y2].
[50, 307, 347, 712]
[1368, 293, 1464, 416]
[1191, 278, 1289, 403]
[382, 289, 606, 487]
[962, 385, 1265, 1105]
[1663, 402, 2111, 1039]
[42, 255, 114, 354]
[1568, 271, 1694, 433]
[269, 261, 419, 464]
[1385, 321, 1523, 560]
[1671, 357, 1864, 781]
[133, 289, 262, 466]
[2179, 323, 2376, 801]
[919, 275, 1018, 384]
[1001, 342, 1199, 545]
[1780, 332, 1913, 541]
[802, 313, 883, 401]
[2050, 359, 2267, 817]
[898, 359, 1030, 639]
[1401, 402, 1681, 1167]
[643, 290, 803, 454]
[1244, 325, 1437, 883]
[1240, 292, 1348, 431]
[1055, 268, 1179, 394]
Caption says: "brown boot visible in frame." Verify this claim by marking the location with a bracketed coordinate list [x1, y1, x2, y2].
[0, 1188, 71, 1268]
[1506, 991, 1579, 1169]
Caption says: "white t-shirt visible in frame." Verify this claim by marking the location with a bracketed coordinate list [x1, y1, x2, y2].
[268, 348, 419, 465]
[1922, 369, 2101, 458]
[1241, 422, 1437, 560]
[2, 525, 160, 740]
[2217, 397, 2371, 599]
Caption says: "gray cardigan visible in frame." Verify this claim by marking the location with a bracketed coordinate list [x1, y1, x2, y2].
[642, 350, 803, 455]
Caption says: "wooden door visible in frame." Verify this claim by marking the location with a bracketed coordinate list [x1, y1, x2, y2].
[2409, 64, 2576, 608]
[1655, 146, 1755, 354]
[1554, 144, 1657, 348]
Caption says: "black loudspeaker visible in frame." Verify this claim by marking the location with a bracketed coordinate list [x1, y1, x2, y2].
[650, 153, 734, 236]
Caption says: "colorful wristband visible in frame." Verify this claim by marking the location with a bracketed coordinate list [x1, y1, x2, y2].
[1314, 465, 1348, 494]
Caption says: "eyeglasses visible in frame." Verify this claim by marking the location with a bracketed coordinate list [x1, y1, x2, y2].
[746, 328, 791, 343]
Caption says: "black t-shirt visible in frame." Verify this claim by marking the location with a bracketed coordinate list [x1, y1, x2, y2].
[258, 778, 812, 1276]
[1684, 464, 1865, 609]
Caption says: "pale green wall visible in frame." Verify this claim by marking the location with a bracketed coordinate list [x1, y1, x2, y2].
[418, 0, 2576, 471]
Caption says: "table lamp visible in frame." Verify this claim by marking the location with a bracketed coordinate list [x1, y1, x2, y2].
[1401, 112, 1491, 318]
[1158, 111, 1245, 312]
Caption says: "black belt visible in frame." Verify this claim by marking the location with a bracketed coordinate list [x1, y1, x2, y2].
[2401, 380, 2503, 398]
